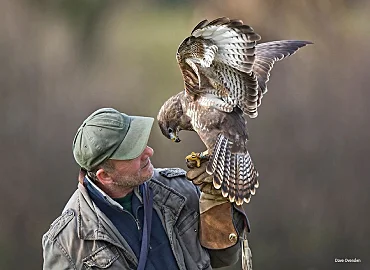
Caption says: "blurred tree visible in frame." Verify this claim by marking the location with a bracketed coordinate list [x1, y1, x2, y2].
[1, 0, 370, 269]
[28, 0, 120, 57]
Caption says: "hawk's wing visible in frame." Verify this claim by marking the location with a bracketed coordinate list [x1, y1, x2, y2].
[253, 40, 313, 101]
[191, 18, 260, 73]
[177, 17, 312, 118]
[177, 17, 260, 115]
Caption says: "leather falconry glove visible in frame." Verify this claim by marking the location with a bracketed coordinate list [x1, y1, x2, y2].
[186, 158, 222, 196]
[186, 157, 242, 249]
[187, 157, 253, 270]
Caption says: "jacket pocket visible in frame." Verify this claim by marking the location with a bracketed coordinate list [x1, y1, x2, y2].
[177, 211, 199, 236]
[176, 211, 211, 269]
[83, 245, 120, 269]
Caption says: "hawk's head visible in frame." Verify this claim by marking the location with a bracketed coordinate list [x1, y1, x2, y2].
[177, 36, 202, 63]
[177, 36, 216, 66]
[157, 91, 191, 143]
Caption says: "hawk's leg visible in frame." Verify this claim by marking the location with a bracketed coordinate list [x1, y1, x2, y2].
[185, 150, 209, 167]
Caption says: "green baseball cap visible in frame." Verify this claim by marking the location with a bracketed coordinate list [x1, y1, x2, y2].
[72, 108, 154, 171]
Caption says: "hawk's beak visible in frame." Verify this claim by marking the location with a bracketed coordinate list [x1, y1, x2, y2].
[169, 132, 181, 143]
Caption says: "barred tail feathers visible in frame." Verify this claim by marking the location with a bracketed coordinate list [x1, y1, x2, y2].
[206, 134, 259, 205]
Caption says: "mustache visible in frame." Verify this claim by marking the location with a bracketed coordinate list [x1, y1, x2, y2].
[141, 158, 151, 169]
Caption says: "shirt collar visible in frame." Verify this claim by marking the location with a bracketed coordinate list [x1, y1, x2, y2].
[83, 176, 131, 211]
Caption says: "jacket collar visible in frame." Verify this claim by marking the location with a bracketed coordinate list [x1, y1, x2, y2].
[76, 182, 138, 264]
[76, 182, 122, 243]
[76, 173, 187, 242]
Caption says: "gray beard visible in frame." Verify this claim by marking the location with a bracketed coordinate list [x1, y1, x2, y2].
[112, 171, 153, 188]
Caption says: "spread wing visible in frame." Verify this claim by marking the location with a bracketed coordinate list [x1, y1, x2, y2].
[176, 17, 312, 118]
[190, 18, 259, 74]
[176, 17, 261, 116]
[253, 40, 313, 100]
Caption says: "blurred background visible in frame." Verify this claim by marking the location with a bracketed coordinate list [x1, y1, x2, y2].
[1, 0, 369, 269]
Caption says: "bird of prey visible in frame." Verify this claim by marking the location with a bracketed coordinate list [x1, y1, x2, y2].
[157, 17, 312, 205]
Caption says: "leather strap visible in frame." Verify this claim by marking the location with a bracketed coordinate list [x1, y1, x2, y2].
[137, 182, 153, 270]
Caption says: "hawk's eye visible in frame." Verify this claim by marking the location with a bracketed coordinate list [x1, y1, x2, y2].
[168, 128, 173, 133]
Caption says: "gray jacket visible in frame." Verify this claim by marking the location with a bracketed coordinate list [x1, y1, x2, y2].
[42, 168, 245, 269]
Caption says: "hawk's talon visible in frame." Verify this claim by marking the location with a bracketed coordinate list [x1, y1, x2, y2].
[186, 151, 209, 167]
[186, 152, 201, 167]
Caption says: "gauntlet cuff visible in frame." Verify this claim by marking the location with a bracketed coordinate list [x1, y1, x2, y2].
[199, 202, 239, 249]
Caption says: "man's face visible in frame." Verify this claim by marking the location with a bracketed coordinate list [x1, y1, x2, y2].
[108, 146, 154, 188]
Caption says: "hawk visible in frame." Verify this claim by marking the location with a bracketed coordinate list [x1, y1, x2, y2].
[157, 17, 312, 205]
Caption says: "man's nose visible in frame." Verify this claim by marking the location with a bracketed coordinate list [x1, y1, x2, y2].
[143, 146, 154, 157]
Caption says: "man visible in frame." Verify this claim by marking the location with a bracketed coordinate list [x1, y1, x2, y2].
[42, 108, 250, 270]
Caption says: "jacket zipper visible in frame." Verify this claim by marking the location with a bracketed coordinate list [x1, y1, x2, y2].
[134, 205, 143, 231]
[121, 209, 141, 231]
[134, 218, 141, 230]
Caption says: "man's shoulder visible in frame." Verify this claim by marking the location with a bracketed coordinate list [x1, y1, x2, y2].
[43, 189, 80, 242]
[151, 168, 200, 209]
[152, 168, 189, 188]
[43, 209, 76, 242]
[157, 167, 187, 178]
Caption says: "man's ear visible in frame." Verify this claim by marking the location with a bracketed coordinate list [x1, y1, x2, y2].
[96, 168, 113, 184]
[78, 168, 87, 184]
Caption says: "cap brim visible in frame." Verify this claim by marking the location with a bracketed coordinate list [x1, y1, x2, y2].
[110, 115, 154, 161]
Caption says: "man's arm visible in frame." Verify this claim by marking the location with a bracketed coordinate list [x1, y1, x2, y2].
[199, 197, 248, 268]
[42, 209, 77, 270]
[187, 160, 251, 268]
